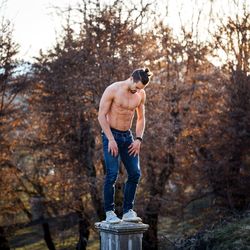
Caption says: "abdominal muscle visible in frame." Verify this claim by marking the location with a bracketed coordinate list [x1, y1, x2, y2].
[107, 102, 135, 131]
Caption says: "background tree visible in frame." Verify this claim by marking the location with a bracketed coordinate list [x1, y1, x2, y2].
[0, 3, 29, 248]
[200, 8, 250, 211]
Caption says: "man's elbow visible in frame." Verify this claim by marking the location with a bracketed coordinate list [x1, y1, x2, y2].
[137, 117, 145, 125]
[97, 115, 102, 123]
[137, 116, 145, 121]
[98, 114, 105, 123]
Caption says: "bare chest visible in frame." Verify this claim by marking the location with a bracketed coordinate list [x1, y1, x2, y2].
[113, 93, 141, 111]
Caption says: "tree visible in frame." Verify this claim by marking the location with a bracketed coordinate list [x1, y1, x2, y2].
[213, 8, 250, 72]
[0, 8, 28, 250]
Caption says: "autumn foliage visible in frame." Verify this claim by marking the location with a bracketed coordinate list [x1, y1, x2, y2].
[0, 1, 250, 249]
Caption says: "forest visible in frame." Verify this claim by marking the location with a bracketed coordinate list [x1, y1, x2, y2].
[0, 0, 250, 249]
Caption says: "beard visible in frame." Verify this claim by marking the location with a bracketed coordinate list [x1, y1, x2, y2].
[129, 89, 137, 94]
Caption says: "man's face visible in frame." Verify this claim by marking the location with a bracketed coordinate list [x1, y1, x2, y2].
[129, 79, 145, 94]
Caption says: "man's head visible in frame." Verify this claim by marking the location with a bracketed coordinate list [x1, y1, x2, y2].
[129, 68, 152, 94]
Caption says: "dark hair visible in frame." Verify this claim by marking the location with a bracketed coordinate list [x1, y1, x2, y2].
[132, 68, 152, 85]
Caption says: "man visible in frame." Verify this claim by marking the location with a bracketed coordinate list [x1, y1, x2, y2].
[98, 68, 152, 223]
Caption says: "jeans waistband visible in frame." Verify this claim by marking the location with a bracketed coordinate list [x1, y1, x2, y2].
[110, 127, 130, 133]
[110, 127, 132, 137]
[101, 127, 132, 137]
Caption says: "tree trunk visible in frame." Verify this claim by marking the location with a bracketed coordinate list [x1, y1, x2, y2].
[0, 227, 10, 250]
[143, 199, 160, 250]
[42, 221, 56, 250]
[79, 116, 104, 220]
[143, 155, 175, 249]
[76, 206, 90, 250]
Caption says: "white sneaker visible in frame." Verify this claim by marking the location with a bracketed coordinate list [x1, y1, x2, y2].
[105, 211, 121, 224]
[122, 209, 142, 222]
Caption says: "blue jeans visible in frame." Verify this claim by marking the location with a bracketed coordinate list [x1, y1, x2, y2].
[102, 128, 141, 214]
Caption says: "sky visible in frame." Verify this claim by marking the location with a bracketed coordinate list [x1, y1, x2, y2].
[2, 0, 249, 63]
[2, 0, 80, 61]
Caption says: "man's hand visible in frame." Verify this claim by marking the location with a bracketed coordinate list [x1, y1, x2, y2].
[128, 140, 141, 157]
[108, 139, 118, 157]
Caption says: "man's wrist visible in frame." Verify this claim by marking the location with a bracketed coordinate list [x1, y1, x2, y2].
[135, 136, 143, 142]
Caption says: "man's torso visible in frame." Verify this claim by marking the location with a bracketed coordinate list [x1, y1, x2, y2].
[107, 82, 142, 131]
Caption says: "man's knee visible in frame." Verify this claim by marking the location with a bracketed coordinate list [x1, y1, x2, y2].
[128, 169, 141, 183]
[105, 173, 118, 184]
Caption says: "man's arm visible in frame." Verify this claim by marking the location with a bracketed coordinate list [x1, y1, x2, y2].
[135, 90, 146, 139]
[128, 91, 146, 156]
[98, 86, 115, 141]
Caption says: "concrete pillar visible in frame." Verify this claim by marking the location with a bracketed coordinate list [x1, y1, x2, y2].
[95, 221, 149, 250]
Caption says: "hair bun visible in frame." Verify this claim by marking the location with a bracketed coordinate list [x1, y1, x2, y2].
[144, 68, 152, 77]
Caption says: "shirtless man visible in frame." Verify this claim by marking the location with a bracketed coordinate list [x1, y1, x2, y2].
[98, 68, 152, 223]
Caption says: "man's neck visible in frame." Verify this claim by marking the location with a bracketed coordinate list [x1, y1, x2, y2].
[122, 80, 133, 93]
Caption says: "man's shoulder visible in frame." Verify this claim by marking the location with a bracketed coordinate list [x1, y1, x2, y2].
[103, 82, 120, 98]
[139, 89, 146, 104]
[140, 89, 146, 95]
[108, 81, 121, 89]
[105, 81, 121, 92]
[140, 89, 146, 98]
